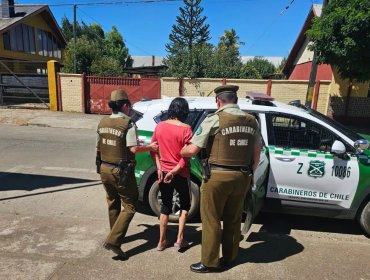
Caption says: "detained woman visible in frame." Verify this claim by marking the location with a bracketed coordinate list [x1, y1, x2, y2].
[151, 97, 192, 251]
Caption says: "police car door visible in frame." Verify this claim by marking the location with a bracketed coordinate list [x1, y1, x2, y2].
[265, 113, 359, 209]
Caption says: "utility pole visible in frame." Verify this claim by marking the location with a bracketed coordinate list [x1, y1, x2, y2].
[73, 3, 77, 73]
[305, 0, 329, 108]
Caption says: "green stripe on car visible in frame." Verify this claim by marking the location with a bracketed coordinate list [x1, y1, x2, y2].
[268, 146, 357, 161]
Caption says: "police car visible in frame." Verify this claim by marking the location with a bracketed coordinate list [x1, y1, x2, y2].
[132, 93, 370, 236]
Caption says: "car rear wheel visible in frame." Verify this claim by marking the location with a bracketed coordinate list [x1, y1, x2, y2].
[148, 179, 200, 223]
[358, 199, 370, 237]
[242, 190, 254, 234]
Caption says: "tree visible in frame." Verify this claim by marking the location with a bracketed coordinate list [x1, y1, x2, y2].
[276, 57, 287, 73]
[165, 0, 210, 54]
[61, 20, 132, 75]
[104, 26, 133, 68]
[218, 28, 245, 49]
[61, 17, 75, 42]
[62, 35, 101, 74]
[306, 0, 370, 82]
[163, 44, 213, 78]
[205, 47, 241, 78]
[164, 0, 211, 78]
[241, 57, 276, 79]
[91, 56, 124, 76]
[205, 29, 244, 78]
[83, 23, 105, 45]
[239, 64, 262, 79]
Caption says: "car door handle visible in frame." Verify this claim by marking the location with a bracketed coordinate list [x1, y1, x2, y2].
[275, 156, 296, 162]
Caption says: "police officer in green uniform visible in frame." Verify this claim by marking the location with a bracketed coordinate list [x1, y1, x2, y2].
[181, 85, 261, 273]
[96, 89, 158, 259]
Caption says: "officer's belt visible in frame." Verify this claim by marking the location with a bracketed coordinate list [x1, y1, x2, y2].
[101, 160, 136, 168]
[210, 164, 249, 172]
[101, 161, 120, 168]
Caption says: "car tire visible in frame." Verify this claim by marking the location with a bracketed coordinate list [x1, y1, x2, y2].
[148, 179, 200, 223]
[242, 190, 254, 234]
[358, 199, 370, 237]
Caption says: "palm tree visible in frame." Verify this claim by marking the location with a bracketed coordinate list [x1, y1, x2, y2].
[218, 28, 245, 49]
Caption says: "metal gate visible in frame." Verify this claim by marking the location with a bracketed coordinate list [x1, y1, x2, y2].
[0, 60, 49, 107]
[85, 76, 161, 114]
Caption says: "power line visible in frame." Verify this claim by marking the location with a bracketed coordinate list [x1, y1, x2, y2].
[244, 0, 297, 53]
[15, 0, 258, 7]
[280, 0, 295, 15]
[19, 0, 183, 7]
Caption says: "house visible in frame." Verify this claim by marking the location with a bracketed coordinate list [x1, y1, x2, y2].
[128, 56, 166, 77]
[281, 4, 332, 80]
[0, 0, 66, 73]
[281, 4, 370, 124]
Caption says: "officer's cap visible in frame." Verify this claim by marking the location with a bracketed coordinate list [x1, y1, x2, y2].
[111, 89, 129, 101]
[214, 85, 239, 97]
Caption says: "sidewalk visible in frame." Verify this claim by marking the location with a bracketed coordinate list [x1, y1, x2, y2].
[0, 107, 103, 129]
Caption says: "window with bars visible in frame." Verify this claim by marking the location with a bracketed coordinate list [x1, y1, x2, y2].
[267, 113, 355, 153]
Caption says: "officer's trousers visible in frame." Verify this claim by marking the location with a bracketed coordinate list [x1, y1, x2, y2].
[100, 164, 138, 246]
[200, 169, 252, 267]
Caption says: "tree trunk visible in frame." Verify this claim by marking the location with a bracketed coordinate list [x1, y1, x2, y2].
[344, 79, 353, 120]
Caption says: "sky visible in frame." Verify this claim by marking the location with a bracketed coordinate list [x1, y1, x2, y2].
[18, 0, 324, 58]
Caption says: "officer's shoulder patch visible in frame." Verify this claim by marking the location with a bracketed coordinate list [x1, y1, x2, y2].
[195, 126, 203, 135]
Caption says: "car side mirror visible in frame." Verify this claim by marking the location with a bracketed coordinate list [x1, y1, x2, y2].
[331, 140, 346, 155]
[354, 139, 370, 153]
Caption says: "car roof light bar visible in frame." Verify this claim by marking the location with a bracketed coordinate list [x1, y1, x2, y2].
[246, 91, 275, 101]
[246, 91, 275, 106]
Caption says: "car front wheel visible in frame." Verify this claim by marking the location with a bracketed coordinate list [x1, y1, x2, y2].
[148, 179, 200, 223]
[358, 199, 370, 237]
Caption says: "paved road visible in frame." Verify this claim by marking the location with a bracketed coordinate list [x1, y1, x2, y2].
[0, 125, 369, 280]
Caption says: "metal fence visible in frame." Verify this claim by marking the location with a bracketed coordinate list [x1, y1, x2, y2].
[0, 60, 49, 106]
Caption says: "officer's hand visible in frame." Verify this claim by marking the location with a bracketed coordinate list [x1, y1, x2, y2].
[149, 141, 159, 152]
[157, 169, 163, 183]
[163, 172, 174, 183]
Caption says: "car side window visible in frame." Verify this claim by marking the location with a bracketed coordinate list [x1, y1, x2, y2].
[153, 109, 204, 131]
[267, 113, 354, 153]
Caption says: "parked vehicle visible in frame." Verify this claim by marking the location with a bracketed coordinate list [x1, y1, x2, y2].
[132, 94, 370, 236]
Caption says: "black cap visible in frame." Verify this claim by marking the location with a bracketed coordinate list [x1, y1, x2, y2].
[214, 85, 239, 97]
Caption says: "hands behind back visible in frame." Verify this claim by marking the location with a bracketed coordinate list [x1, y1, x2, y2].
[163, 172, 174, 183]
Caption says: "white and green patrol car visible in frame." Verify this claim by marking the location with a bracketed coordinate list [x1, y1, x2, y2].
[132, 94, 370, 236]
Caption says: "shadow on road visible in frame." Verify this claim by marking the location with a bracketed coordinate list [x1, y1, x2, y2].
[218, 229, 304, 271]
[0, 172, 100, 201]
[0, 172, 97, 191]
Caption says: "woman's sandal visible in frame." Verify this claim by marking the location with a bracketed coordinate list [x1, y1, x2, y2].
[157, 240, 171, 251]
[174, 240, 190, 249]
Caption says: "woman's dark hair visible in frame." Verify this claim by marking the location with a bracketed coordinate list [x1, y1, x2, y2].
[108, 100, 131, 113]
[167, 97, 189, 123]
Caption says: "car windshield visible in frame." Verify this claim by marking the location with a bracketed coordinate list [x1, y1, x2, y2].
[309, 110, 362, 142]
